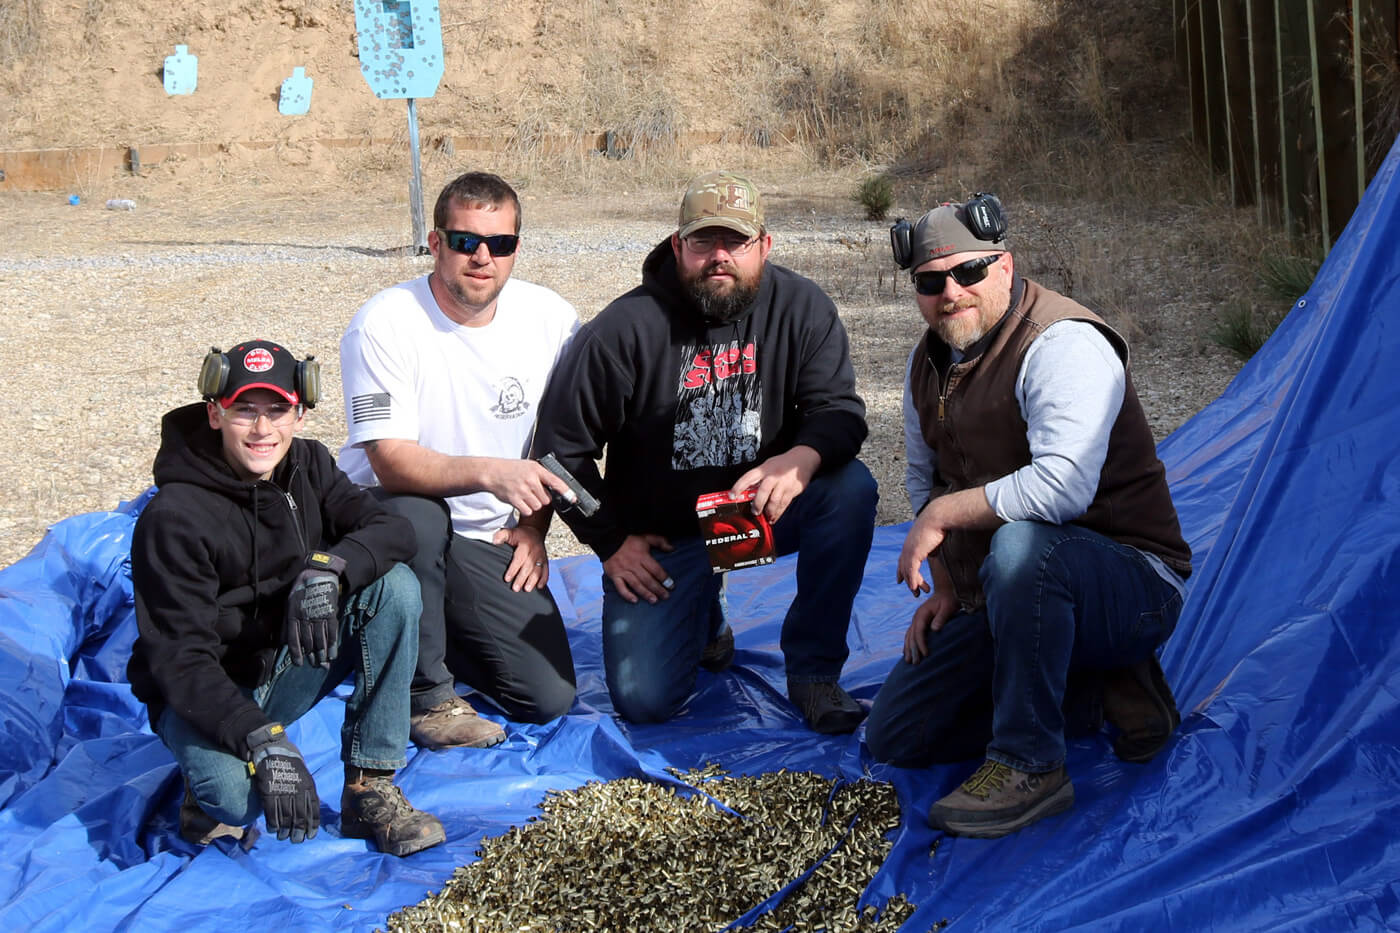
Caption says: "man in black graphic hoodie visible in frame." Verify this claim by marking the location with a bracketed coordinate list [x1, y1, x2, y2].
[534, 171, 878, 734]
[128, 339, 443, 857]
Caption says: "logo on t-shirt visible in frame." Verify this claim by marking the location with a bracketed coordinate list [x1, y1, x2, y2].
[490, 377, 530, 420]
[673, 339, 761, 469]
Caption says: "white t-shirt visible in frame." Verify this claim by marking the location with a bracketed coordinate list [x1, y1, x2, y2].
[337, 275, 579, 540]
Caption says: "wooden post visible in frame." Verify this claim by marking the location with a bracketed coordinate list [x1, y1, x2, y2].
[1274, 0, 1292, 234]
[1186, 0, 1202, 147]
[1184, 0, 1393, 246]
[1218, 0, 1238, 203]
[1306, 0, 1331, 252]
[1353, 0, 1366, 198]
[1222, 0, 1259, 207]
[1380, 0, 1400, 178]
[1247, 0, 1264, 222]
[1174, 0, 1182, 70]
[1200, 0, 1215, 164]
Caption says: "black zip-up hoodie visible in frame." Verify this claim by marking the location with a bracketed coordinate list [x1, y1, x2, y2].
[534, 239, 868, 561]
[127, 403, 414, 758]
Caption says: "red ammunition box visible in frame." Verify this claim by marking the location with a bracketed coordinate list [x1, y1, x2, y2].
[695, 489, 776, 573]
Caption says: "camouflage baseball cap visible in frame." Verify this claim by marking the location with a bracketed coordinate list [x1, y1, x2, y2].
[677, 171, 764, 239]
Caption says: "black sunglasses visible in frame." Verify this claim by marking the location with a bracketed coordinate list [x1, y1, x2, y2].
[912, 254, 1001, 295]
[436, 228, 520, 257]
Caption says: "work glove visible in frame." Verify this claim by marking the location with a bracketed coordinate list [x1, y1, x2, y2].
[246, 722, 319, 843]
[284, 551, 347, 667]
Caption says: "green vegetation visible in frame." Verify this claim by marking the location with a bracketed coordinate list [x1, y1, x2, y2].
[1208, 247, 1319, 360]
[854, 174, 894, 221]
[1209, 300, 1284, 361]
[1259, 250, 1321, 303]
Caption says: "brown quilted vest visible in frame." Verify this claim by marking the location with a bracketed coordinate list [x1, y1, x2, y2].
[909, 277, 1192, 609]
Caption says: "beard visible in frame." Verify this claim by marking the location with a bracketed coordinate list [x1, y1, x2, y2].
[442, 274, 505, 316]
[681, 260, 762, 323]
[933, 293, 1010, 351]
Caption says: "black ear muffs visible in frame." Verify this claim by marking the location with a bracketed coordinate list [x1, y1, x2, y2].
[889, 217, 914, 270]
[888, 193, 1008, 271]
[964, 191, 1008, 243]
[198, 347, 321, 408]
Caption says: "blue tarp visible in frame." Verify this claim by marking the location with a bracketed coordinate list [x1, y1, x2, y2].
[4, 138, 1400, 930]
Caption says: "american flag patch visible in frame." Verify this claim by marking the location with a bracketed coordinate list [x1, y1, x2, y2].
[351, 393, 392, 423]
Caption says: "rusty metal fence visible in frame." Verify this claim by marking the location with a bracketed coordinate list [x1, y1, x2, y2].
[1176, 0, 1400, 252]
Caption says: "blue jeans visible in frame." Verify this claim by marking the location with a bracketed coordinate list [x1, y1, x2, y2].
[154, 564, 421, 826]
[603, 459, 878, 723]
[866, 521, 1183, 773]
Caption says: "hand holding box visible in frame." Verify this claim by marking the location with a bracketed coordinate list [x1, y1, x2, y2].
[696, 489, 776, 574]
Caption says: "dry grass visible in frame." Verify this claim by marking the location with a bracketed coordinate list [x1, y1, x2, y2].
[0, 0, 41, 65]
[0, 0, 42, 130]
[751, 0, 1024, 166]
[1358, 10, 1400, 169]
[8, 0, 1299, 347]
[0, 0, 1301, 566]
[451, 0, 1065, 179]
[81, 0, 106, 51]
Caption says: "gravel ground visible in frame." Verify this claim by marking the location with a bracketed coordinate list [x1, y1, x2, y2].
[0, 176, 1244, 570]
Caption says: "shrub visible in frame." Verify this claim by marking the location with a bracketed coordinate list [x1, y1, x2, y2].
[1258, 250, 1320, 303]
[855, 175, 895, 221]
[1209, 299, 1286, 361]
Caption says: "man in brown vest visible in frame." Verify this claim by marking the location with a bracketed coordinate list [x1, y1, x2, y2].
[865, 195, 1192, 838]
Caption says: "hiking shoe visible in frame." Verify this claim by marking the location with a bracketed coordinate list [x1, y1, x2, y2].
[700, 625, 735, 673]
[927, 760, 1074, 838]
[179, 782, 247, 846]
[340, 776, 446, 857]
[409, 695, 506, 750]
[788, 679, 867, 734]
[1103, 655, 1181, 763]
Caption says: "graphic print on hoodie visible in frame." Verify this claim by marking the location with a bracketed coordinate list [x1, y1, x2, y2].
[674, 337, 761, 469]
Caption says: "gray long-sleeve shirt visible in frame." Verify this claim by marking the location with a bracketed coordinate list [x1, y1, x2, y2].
[903, 319, 1185, 595]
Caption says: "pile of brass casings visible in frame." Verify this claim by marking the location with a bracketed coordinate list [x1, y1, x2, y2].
[387, 765, 915, 932]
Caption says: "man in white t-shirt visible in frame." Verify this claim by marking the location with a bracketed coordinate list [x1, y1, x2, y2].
[338, 171, 580, 750]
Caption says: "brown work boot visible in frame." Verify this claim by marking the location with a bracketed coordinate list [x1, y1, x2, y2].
[409, 694, 506, 750]
[1103, 656, 1181, 763]
[788, 679, 867, 734]
[927, 760, 1074, 838]
[341, 774, 446, 857]
[700, 624, 735, 672]
[179, 782, 247, 846]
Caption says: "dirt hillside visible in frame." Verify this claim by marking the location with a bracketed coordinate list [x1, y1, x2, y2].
[0, 1, 1250, 569]
[5, 0, 914, 150]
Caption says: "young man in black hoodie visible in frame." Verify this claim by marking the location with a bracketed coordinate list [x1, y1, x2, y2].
[128, 339, 444, 857]
[533, 171, 879, 734]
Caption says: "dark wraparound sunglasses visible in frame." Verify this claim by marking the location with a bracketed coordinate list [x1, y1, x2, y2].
[436, 228, 520, 257]
[912, 254, 1001, 295]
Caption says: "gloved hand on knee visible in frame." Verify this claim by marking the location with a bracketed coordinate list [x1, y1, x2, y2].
[285, 551, 347, 667]
[245, 723, 319, 842]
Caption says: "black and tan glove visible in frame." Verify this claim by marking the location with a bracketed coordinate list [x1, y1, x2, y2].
[246, 723, 319, 842]
[284, 551, 346, 667]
